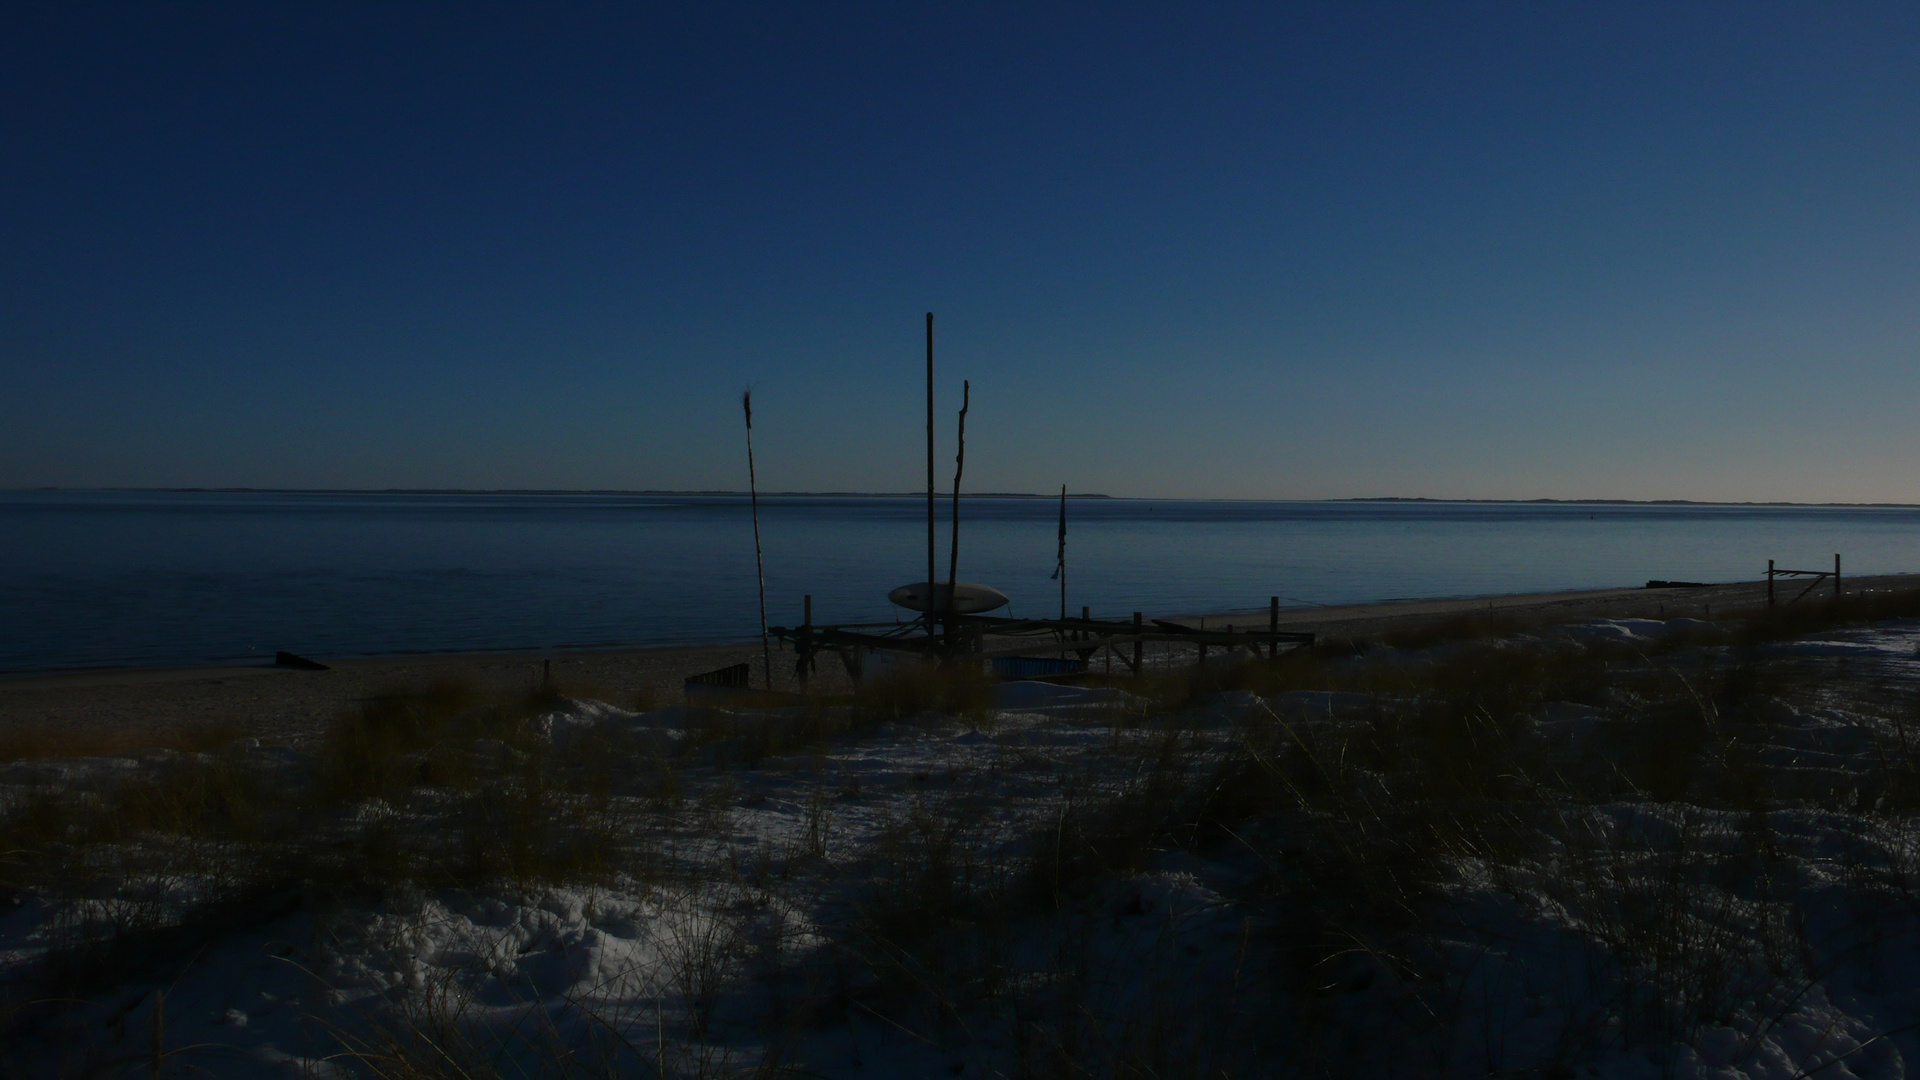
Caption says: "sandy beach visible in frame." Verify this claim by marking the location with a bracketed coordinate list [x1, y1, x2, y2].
[6, 574, 1920, 1076]
[5, 574, 1908, 751]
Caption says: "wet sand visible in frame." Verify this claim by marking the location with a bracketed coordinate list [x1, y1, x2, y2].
[3, 574, 1912, 748]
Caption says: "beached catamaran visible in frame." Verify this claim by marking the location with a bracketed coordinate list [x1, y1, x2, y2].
[750, 314, 1315, 690]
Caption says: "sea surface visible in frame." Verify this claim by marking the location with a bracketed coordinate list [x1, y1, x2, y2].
[3, 490, 1917, 673]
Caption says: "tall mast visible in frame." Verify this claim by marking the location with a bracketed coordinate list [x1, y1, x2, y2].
[742, 391, 770, 690]
[925, 313, 936, 634]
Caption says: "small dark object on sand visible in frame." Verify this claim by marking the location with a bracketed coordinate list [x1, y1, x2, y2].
[1644, 580, 1708, 590]
[275, 651, 329, 670]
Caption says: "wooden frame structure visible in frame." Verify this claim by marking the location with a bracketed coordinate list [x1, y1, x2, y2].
[1767, 554, 1842, 607]
[758, 316, 1313, 691]
[771, 595, 1314, 688]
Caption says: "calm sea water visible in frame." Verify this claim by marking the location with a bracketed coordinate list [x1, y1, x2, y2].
[2, 490, 1917, 673]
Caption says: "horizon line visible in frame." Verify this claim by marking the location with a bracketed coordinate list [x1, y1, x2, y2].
[7, 487, 1920, 508]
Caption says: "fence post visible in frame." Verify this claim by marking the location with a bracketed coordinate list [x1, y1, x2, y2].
[799, 595, 813, 690]
[1767, 560, 1775, 608]
[1835, 553, 1842, 599]
[1269, 596, 1280, 660]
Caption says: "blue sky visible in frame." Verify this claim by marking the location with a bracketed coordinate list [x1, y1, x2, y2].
[4, 3, 1917, 500]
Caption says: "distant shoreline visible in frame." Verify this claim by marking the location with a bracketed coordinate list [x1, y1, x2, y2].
[7, 489, 1920, 507]
[6, 488, 1116, 499]
[1343, 497, 1920, 508]
[9, 575, 1917, 740]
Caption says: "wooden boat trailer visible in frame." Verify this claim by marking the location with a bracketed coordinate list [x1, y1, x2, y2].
[769, 607, 1314, 686]
[747, 318, 1314, 691]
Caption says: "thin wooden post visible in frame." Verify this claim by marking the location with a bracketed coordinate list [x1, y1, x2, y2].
[1269, 596, 1279, 660]
[1058, 486, 1067, 620]
[1767, 560, 1775, 608]
[946, 381, 969, 650]
[1835, 553, 1842, 599]
[947, 380, 968, 597]
[1132, 611, 1143, 673]
[799, 595, 812, 690]
[1051, 485, 1067, 620]
[743, 391, 770, 690]
[925, 312, 936, 639]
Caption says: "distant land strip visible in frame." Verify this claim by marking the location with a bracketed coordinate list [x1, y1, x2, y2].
[1345, 497, 1920, 508]
[10, 489, 1920, 507]
[26, 488, 1116, 499]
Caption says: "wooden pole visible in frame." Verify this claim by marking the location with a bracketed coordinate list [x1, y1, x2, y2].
[799, 594, 812, 691]
[1058, 485, 1067, 620]
[947, 381, 969, 647]
[1132, 611, 1143, 673]
[1767, 560, 1775, 608]
[1050, 485, 1067, 618]
[743, 391, 771, 690]
[1269, 596, 1279, 661]
[926, 313, 936, 638]
[1835, 553, 1842, 599]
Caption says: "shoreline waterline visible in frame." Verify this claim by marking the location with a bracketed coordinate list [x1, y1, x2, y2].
[9, 491, 1919, 672]
[11, 573, 1919, 684]
[8, 576, 1917, 751]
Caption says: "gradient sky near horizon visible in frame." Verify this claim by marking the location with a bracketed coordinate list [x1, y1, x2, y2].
[4, 3, 1918, 501]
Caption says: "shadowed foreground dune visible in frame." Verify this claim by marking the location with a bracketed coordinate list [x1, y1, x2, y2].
[6, 578, 1920, 1077]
